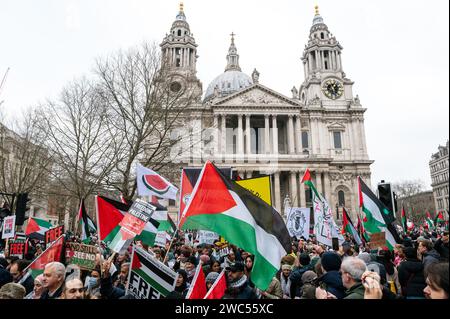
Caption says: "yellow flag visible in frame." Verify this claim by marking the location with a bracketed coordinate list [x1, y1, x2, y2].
[236, 175, 272, 206]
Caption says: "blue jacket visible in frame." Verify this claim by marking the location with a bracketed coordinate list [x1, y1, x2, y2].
[318, 271, 346, 299]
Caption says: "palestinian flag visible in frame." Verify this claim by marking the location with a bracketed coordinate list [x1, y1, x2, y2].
[22, 235, 64, 279]
[95, 196, 160, 247]
[204, 269, 227, 299]
[341, 207, 362, 245]
[401, 206, 408, 233]
[435, 211, 445, 225]
[425, 211, 434, 230]
[179, 167, 232, 221]
[186, 262, 207, 299]
[136, 163, 178, 200]
[78, 199, 97, 243]
[358, 177, 401, 250]
[25, 217, 52, 241]
[179, 161, 291, 291]
[357, 214, 370, 244]
[301, 169, 343, 247]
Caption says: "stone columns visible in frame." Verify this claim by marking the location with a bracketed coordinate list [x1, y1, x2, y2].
[264, 114, 270, 154]
[287, 115, 295, 154]
[213, 114, 219, 155]
[352, 118, 361, 157]
[237, 114, 243, 154]
[315, 170, 323, 195]
[311, 117, 321, 155]
[245, 115, 251, 155]
[274, 171, 281, 211]
[359, 119, 368, 157]
[299, 171, 306, 207]
[272, 115, 278, 154]
[221, 114, 227, 154]
[295, 115, 302, 153]
[324, 172, 332, 202]
[290, 171, 298, 207]
[316, 50, 320, 69]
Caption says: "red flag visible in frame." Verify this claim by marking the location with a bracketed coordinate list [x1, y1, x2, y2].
[23, 235, 64, 279]
[186, 262, 207, 299]
[204, 269, 227, 299]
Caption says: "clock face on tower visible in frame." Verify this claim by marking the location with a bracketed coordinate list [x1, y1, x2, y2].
[322, 79, 344, 100]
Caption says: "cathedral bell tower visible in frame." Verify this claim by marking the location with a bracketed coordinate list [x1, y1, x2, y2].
[298, 6, 358, 109]
[160, 2, 202, 101]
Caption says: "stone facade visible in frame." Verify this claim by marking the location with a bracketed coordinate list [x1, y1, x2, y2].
[158, 5, 373, 221]
[430, 140, 449, 212]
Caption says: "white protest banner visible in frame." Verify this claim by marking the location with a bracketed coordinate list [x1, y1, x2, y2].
[2, 215, 16, 239]
[108, 199, 156, 253]
[198, 230, 219, 245]
[154, 231, 167, 248]
[285, 207, 310, 240]
[126, 245, 177, 299]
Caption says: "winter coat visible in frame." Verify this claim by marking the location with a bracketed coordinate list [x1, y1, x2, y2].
[300, 283, 316, 299]
[422, 249, 440, 272]
[100, 276, 125, 299]
[344, 282, 365, 299]
[289, 264, 313, 298]
[19, 274, 34, 295]
[40, 285, 63, 299]
[318, 271, 346, 299]
[224, 280, 257, 299]
[262, 277, 283, 299]
[398, 258, 426, 298]
[434, 238, 449, 261]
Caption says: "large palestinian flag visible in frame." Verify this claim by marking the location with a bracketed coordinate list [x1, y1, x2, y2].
[25, 217, 52, 241]
[78, 199, 97, 243]
[95, 196, 160, 247]
[358, 177, 401, 250]
[341, 207, 362, 245]
[179, 167, 232, 220]
[22, 235, 64, 279]
[136, 163, 178, 200]
[179, 161, 291, 291]
[356, 214, 370, 244]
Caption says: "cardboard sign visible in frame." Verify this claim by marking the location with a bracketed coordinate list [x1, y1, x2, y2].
[368, 232, 386, 249]
[2, 215, 16, 239]
[45, 225, 64, 247]
[65, 242, 97, 270]
[8, 240, 26, 258]
[154, 231, 167, 248]
[198, 230, 219, 245]
[126, 246, 177, 299]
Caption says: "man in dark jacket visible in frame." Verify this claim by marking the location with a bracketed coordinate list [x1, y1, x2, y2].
[224, 262, 257, 299]
[433, 232, 449, 261]
[289, 252, 312, 298]
[10, 259, 34, 295]
[398, 247, 426, 299]
[417, 239, 440, 273]
[40, 262, 65, 299]
[316, 251, 346, 299]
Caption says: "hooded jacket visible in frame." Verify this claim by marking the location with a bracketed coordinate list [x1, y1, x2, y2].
[317, 271, 346, 299]
[398, 258, 426, 298]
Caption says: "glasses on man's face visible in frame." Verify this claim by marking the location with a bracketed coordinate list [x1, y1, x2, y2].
[68, 288, 85, 293]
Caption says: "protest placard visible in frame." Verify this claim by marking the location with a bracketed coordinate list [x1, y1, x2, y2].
[154, 231, 167, 248]
[368, 232, 386, 249]
[198, 230, 219, 245]
[108, 199, 156, 253]
[8, 240, 26, 259]
[1, 215, 16, 239]
[65, 242, 97, 270]
[126, 246, 177, 299]
[45, 225, 64, 248]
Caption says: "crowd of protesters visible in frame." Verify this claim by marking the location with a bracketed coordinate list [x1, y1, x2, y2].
[0, 226, 448, 300]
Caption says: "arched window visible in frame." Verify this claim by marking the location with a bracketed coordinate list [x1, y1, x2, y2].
[320, 32, 324, 39]
[338, 190, 345, 206]
[177, 30, 182, 36]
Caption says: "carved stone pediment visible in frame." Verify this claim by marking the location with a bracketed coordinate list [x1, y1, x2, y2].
[327, 121, 346, 131]
[213, 84, 301, 107]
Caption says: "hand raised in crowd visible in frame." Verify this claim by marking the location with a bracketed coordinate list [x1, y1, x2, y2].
[361, 271, 383, 299]
[102, 260, 112, 278]
[315, 287, 337, 299]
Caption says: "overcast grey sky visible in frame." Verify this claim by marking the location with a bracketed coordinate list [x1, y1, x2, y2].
[0, 0, 448, 189]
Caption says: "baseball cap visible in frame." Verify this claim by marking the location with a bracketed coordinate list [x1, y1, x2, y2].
[226, 262, 244, 273]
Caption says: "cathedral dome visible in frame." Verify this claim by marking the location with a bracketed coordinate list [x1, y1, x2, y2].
[204, 33, 252, 101]
[204, 70, 253, 101]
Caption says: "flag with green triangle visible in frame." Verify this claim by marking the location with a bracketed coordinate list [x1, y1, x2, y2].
[341, 207, 362, 245]
[25, 217, 52, 241]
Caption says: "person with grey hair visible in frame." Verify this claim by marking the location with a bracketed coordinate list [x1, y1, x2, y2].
[340, 256, 367, 299]
[40, 262, 66, 299]
[0, 282, 26, 299]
